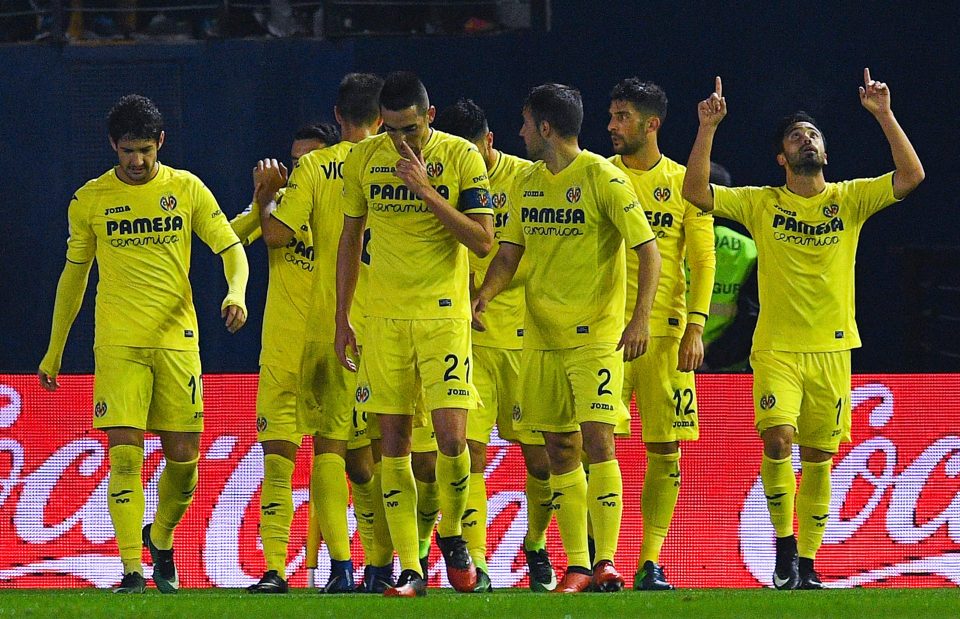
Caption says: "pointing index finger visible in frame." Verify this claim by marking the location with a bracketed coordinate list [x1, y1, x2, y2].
[864, 67, 871, 86]
[715, 76, 723, 98]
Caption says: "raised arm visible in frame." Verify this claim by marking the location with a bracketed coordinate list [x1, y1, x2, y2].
[334, 214, 366, 371]
[859, 67, 925, 199]
[38, 260, 93, 391]
[394, 141, 494, 257]
[682, 76, 727, 212]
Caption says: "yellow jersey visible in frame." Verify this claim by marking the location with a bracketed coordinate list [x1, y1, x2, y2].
[230, 187, 314, 371]
[472, 151, 532, 349]
[713, 172, 899, 352]
[610, 155, 715, 337]
[501, 150, 656, 350]
[66, 163, 240, 350]
[341, 130, 492, 320]
[273, 141, 354, 343]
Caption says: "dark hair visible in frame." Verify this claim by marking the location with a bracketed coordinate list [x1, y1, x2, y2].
[107, 94, 163, 143]
[433, 98, 488, 142]
[379, 71, 430, 113]
[709, 162, 732, 186]
[610, 78, 668, 121]
[337, 73, 384, 125]
[295, 122, 341, 146]
[523, 83, 582, 138]
[773, 111, 824, 155]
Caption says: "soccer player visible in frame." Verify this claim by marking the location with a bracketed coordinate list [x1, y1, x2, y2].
[253, 73, 389, 593]
[681, 70, 924, 589]
[229, 122, 338, 593]
[433, 98, 558, 593]
[474, 83, 660, 593]
[334, 71, 494, 597]
[606, 78, 716, 590]
[38, 94, 248, 594]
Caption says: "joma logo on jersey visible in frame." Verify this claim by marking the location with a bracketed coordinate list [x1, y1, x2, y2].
[369, 183, 450, 200]
[653, 186, 671, 202]
[492, 192, 507, 209]
[322, 160, 343, 180]
[773, 203, 797, 217]
[772, 214, 844, 235]
[370, 165, 396, 174]
[523, 190, 545, 198]
[759, 394, 776, 410]
[159, 195, 178, 212]
[521, 207, 585, 224]
[646, 210, 675, 228]
[823, 204, 840, 218]
[566, 187, 582, 203]
[94, 400, 108, 418]
[425, 161, 444, 177]
[104, 205, 130, 215]
[106, 216, 183, 236]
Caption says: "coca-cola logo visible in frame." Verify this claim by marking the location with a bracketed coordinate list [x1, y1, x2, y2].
[739, 382, 960, 587]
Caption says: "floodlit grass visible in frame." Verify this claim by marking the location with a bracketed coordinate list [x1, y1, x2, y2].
[1, 588, 959, 619]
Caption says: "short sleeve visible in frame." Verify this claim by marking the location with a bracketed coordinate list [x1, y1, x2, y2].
[600, 169, 655, 248]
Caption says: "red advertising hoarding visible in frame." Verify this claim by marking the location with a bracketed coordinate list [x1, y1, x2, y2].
[0, 374, 957, 589]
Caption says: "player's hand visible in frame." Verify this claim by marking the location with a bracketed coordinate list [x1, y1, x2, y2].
[697, 76, 727, 128]
[677, 324, 704, 372]
[335, 317, 360, 372]
[859, 67, 892, 118]
[38, 369, 59, 392]
[394, 141, 431, 196]
[617, 316, 649, 361]
[222, 304, 246, 333]
[253, 159, 288, 206]
[471, 295, 488, 332]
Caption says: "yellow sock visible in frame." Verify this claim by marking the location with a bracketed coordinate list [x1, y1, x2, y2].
[587, 459, 622, 564]
[259, 454, 294, 578]
[307, 476, 322, 569]
[461, 472, 487, 567]
[415, 478, 439, 551]
[524, 474, 552, 550]
[151, 455, 198, 551]
[108, 445, 145, 575]
[313, 453, 351, 561]
[761, 454, 796, 538]
[435, 450, 470, 538]
[367, 462, 394, 566]
[797, 459, 832, 559]
[638, 451, 681, 567]
[351, 476, 377, 564]
[382, 455, 421, 575]
[551, 467, 589, 569]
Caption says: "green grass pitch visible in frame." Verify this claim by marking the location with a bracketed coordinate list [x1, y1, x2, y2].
[1, 588, 958, 618]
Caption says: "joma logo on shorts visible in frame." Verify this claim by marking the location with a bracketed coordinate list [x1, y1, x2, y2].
[447, 388, 469, 396]
[590, 402, 614, 410]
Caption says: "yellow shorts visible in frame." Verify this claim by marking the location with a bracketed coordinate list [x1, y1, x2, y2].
[515, 344, 629, 434]
[93, 346, 203, 433]
[751, 349, 852, 453]
[355, 317, 479, 415]
[467, 346, 542, 446]
[620, 336, 699, 443]
[298, 340, 366, 445]
[255, 364, 303, 445]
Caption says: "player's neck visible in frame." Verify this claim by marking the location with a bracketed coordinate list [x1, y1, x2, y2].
[785, 170, 827, 198]
[485, 149, 500, 173]
[621, 144, 661, 171]
[341, 122, 377, 143]
[543, 139, 581, 175]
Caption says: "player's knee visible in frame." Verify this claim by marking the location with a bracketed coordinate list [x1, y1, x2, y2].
[761, 426, 794, 459]
[435, 433, 466, 457]
[467, 439, 487, 471]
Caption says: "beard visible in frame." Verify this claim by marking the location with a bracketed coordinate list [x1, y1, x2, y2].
[787, 150, 825, 176]
[611, 132, 645, 156]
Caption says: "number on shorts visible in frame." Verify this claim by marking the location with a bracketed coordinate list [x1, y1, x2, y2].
[444, 354, 460, 381]
[188, 375, 197, 405]
[361, 228, 373, 265]
[672, 388, 695, 416]
[835, 397, 843, 425]
[352, 408, 368, 429]
[464, 356, 471, 382]
[597, 368, 612, 396]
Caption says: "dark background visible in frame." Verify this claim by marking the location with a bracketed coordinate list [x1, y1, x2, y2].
[3, 1, 957, 374]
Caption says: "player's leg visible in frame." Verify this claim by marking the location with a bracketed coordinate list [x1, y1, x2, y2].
[519, 441, 557, 591]
[94, 346, 151, 594]
[248, 364, 302, 594]
[347, 430, 394, 593]
[411, 437, 438, 579]
[416, 318, 480, 593]
[794, 350, 851, 590]
[752, 350, 804, 590]
[378, 413, 423, 596]
[571, 344, 629, 592]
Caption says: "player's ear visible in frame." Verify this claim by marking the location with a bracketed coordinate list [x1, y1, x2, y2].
[776, 152, 786, 167]
[334, 105, 343, 126]
[109, 136, 118, 152]
[647, 116, 662, 133]
[427, 106, 436, 123]
[486, 131, 494, 150]
[538, 119, 550, 138]
[157, 131, 165, 151]
[823, 151, 828, 166]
